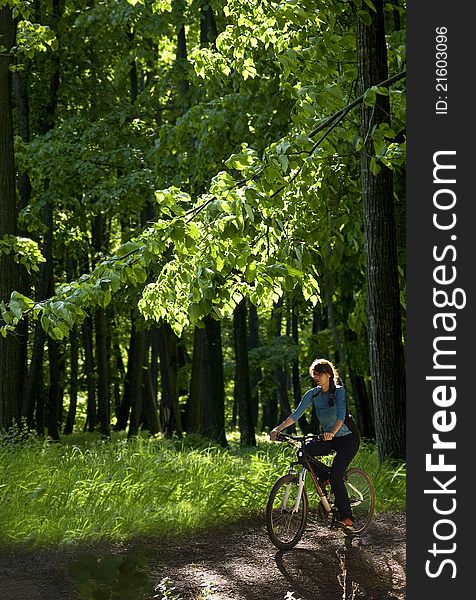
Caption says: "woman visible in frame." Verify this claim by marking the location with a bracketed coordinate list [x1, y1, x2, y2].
[269, 358, 360, 529]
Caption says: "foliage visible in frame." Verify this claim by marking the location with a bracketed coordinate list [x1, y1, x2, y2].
[0, 432, 405, 547]
[1, 0, 406, 343]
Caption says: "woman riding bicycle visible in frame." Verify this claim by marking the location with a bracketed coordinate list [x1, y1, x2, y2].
[269, 358, 360, 530]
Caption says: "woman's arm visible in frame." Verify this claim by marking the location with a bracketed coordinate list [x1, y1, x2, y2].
[323, 419, 343, 440]
[269, 389, 313, 440]
[269, 416, 295, 440]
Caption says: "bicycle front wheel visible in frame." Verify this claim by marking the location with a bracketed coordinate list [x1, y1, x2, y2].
[266, 473, 308, 550]
[344, 467, 375, 534]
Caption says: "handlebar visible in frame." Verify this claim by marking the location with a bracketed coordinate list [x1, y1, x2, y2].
[275, 432, 324, 444]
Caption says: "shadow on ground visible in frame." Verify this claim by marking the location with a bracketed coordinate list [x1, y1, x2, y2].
[0, 513, 405, 600]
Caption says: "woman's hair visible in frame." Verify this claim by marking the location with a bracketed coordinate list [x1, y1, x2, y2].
[309, 358, 340, 405]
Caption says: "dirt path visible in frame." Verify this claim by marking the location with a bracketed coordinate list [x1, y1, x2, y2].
[0, 512, 405, 600]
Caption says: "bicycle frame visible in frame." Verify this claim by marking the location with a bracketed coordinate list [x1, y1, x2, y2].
[279, 433, 333, 515]
[267, 432, 376, 548]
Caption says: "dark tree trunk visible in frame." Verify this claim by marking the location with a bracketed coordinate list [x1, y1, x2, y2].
[349, 369, 374, 439]
[0, 7, 22, 429]
[291, 297, 309, 433]
[21, 324, 45, 428]
[271, 301, 295, 431]
[12, 56, 31, 403]
[82, 316, 97, 432]
[247, 301, 261, 429]
[92, 214, 110, 437]
[115, 318, 138, 431]
[35, 367, 46, 436]
[44, 201, 63, 440]
[356, 0, 406, 461]
[323, 266, 346, 378]
[201, 315, 227, 445]
[127, 328, 147, 438]
[13, 62, 32, 211]
[312, 304, 327, 336]
[149, 327, 160, 407]
[157, 321, 182, 437]
[142, 365, 160, 435]
[21, 200, 54, 428]
[200, 3, 218, 46]
[127, 27, 138, 104]
[187, 326, 205, 434]
[47, 338, 63, 440]
[64, 326, 79, 435]
[95, 308, 110, 437]
[112, 342, 125, 422]
[342, 307, 375, 440]
[20, 0, 62, 434]
[173, 0, 189, 106]
[233, 300, 256, 447]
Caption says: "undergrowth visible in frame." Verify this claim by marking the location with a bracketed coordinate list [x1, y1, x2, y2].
[0, 430, 405, 547]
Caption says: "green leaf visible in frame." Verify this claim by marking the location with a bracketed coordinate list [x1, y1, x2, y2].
[357, 10, 372, 26]
[363, 0, 377, 12]
[9, 301, 22, 320]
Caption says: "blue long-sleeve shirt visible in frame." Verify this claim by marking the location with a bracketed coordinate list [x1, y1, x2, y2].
[290, 385, 351, 437]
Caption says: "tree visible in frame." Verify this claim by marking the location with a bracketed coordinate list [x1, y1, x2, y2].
[0, 5, 22, 429]
[0, 0, 407, 451]
[233, 299, 256, 447]
[356, 0, 406, 460]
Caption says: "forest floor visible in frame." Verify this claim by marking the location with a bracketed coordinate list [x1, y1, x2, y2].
[0, 512, 405, 600]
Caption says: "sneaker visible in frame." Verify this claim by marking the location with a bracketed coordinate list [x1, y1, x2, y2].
[336, 518, 354, 530]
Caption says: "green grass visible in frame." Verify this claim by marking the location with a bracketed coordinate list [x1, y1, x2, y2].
[0, 430, 405, 547]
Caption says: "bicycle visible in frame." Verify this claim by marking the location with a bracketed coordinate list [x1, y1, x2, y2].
[266, 432, 375, 550]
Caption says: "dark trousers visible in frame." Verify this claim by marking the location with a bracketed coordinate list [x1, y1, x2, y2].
[305, 432, 360, 521]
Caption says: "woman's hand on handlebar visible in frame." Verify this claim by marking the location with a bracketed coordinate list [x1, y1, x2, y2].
[269, 428, 280, 441]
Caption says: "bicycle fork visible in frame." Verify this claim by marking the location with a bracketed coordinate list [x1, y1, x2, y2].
[291, 469, 306, 513]
[283, 468, 332, 515]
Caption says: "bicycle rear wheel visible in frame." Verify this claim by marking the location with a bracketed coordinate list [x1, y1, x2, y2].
[344, 467, 375, 533]
[266, 473, 308, 550]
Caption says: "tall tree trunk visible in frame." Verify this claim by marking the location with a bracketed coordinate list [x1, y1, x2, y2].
[142, 364, 160, 435]
[22, 198, 55, 430]
[356, 0, 405, 461]
[112, 341, 125, 423]
[323, 265, 346, 378]
[43, 200, 63, 440]
[95, 308, 110, 437]
[127, 328, 146, 438]
[47, 338, 63, 440]
[187, 326, 205, 434]
[149, 328, 160, 411]
[291, 296, 309, 433]
[247, 301, 261, 429]
[233, 299, 256, 447]
[271, 301, 295, 431]
[21, 322, 45, 428]
[13, 57, 31, 407]
[91, 214, 110, 437]
[13, 62, 32, 211]
[173, 0, 189, 107]
[0, 7, 22, 429]
[201, 315, 227, 445]
[343, 326, 375, 439]
[115, 319, 136, 431]
[21, 0, 62, 433]
[82, 315, 97, 432]
[157, 321, 182, 437]
[64, 326, 79, 435]
[199, 2, 218, 46]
